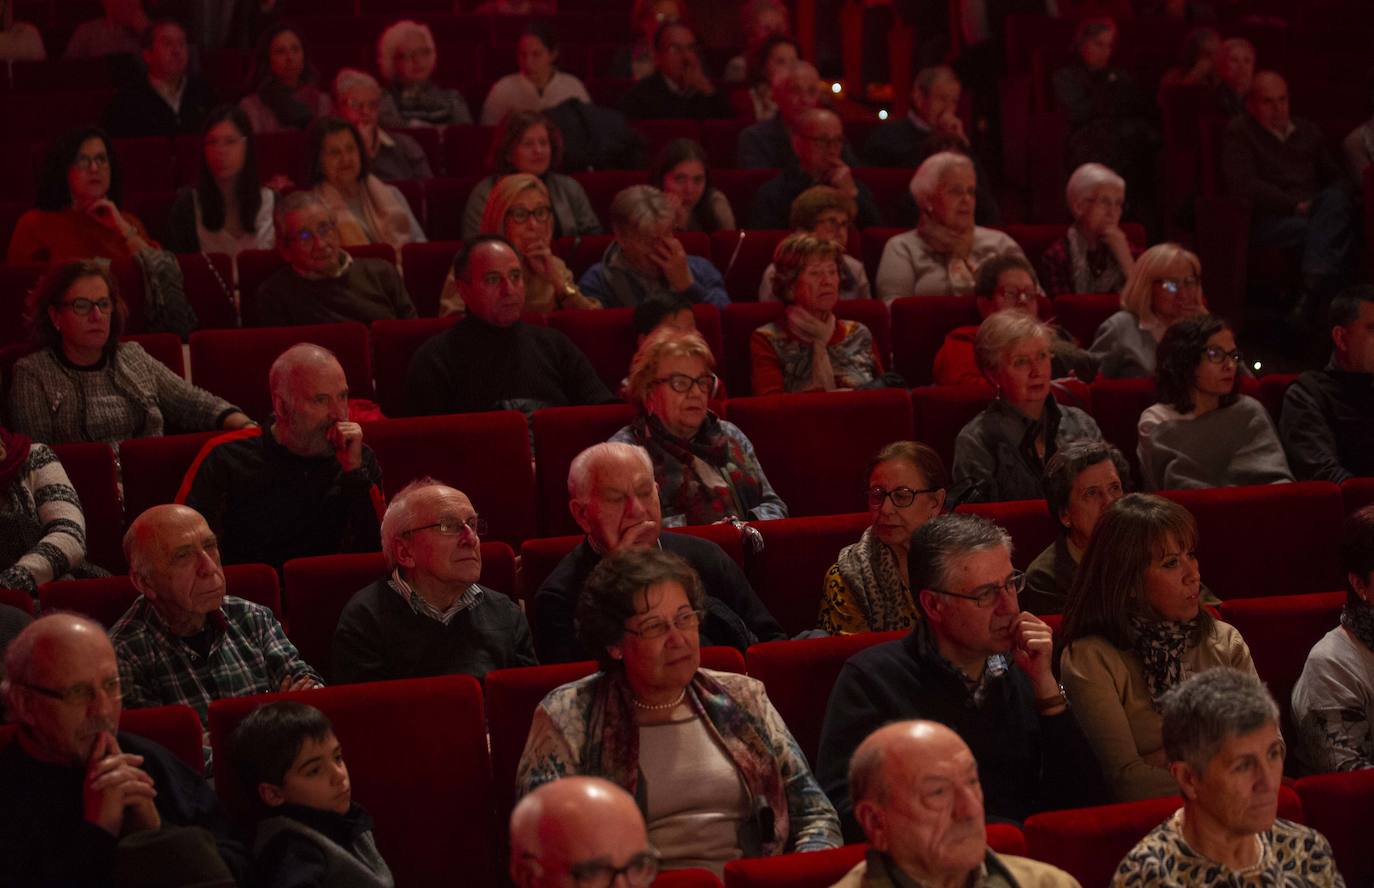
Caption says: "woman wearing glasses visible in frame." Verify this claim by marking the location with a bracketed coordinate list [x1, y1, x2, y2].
[612, 329, 787, 527]
[1138, 314, 1292, 491]
[1058, 494, 1257, 801]
[165, 106, 276, 257]
[1038, 163, 1140, 297]
[307, 117, 425, 252]
[8, 262, 251, 446]
[517, 547, 842, 878]
[1089, 242, 1208, 379]
[817, 442, 948, 635]
[752, 234, 884, 396]
[758, 186, 869, 303]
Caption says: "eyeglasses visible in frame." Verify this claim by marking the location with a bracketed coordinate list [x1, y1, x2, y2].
[292, 220, 337, 245]
[867, 485, 939, 509]
[60, 297, 113, 316]
[1155, 276, 1201, 294]
[663, 41, 700, 55]
[21, 675, 121, 707]
[1203, 346, 1242, 365]
[654, 372, 716, 395]
[72, 153, 110, 170]
[932, 571, 1027, 607]
[396, 46, 434, 61]
[992, 287, 1035, 305]
[623, 608, 704, 639]
[402, 515, 488, 537]
[521, 850, 661, 888]
[507, 205, 553, 224]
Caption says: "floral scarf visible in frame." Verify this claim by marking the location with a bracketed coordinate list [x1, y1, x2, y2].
[1067, 226, 1127, 295]
[626, 412, 762, 525]
[834, 527, 912, 632]
[1340, 596, 1374, 652]
[1130, 614, 1197, 705]
[917, 214, 977, 292]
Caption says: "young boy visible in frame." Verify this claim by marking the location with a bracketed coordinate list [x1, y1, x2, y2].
[229, 701, 394, 888]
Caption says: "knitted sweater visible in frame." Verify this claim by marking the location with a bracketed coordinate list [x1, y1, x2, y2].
[0, 443, 90, 596]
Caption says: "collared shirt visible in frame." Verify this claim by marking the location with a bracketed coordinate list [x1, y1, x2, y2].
[387, 567, 482, 626]
[149, 75, 186, 113]
[913, 620, 1009, 708]
[296, 247, 354, 282]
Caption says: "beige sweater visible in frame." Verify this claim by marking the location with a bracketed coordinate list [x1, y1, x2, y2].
[829, 853, 1082, 888]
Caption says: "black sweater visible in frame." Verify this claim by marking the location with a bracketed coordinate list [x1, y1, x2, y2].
[618, 72, 733, 120]
[1281, 364, 1374, 483]
[255, 258, 417, 327]
[103, 75, 215, 137]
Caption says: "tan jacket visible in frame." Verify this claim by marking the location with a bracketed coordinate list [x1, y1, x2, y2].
[829, 852, 1082, 888]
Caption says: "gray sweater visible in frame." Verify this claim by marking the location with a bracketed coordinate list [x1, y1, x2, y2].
[1088, 310, 1159, 380]
[1137, 395, 1294, 491]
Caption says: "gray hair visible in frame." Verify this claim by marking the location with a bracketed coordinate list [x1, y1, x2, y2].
[333, 67, 381, 99]
[909, 151, 974, 206]
[1042, 441, 1130, 523]
[913, 64, 958, 96]
[1065, 162, 1126, 212]
[908, 513, 1013, 600]
[973, 309, 1053, 376]
[273, 189, 330, 248]
[567, 442, 654, 503]
[609, 185, 675, 239]
[376, 19, 435, 84]
[1161, 668, 1279, 773]
[380, 475, 446, 568]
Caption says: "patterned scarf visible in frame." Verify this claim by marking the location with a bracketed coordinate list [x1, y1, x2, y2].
[1340, 597, 1374, 652]
[388, 82, 455, 127]
[626, 412, 763, 525]
[584, 670, 791, 855]
[1067, 226, 1127, 295]
[0, 426, 32, 491]
[917, 214, 977, 292]
[1130, 614, 1197, 705]
[834, 528, 913, 632]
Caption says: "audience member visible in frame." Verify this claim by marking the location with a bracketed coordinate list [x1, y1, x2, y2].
[1112, 669, 1343, 886]
[735, 32, 799, 121]
[1342, 72, 1374, 183]
[1058, 494, 1257, 802]
[333, 478, 536, 684]
[407, 236, 613, 416]
[1282, 284, 1374, 481]
[1089, 242, 1207, 379]
[65, 0, 147, 59]
[534, 442, 784, 663]
[579, 185, 730, 309]
[875, 152, 1021, 301]
[1155, 27, 1219, 102]
[837, 721, 1083, 888]
[481, 22, 592, 126]
[751, 108, 881, 230]
[738, 61, 851, 169]
[817, 441, 948, 635]
[307, 117, 425, 250]
[760, 186, 869, 302]
[178, 344, 385, 567]
[1139, 314, 1292, 490]
[817, 514, 1103, 840]
[615, 0, 685, 81]
[239, 23, 333, 134]
[651, 138, 735, 232]
[517, 547, 840, 876]
[112, 504, 323, 765]
[1211, 37, 1255, 118]
[752, 233, 885, 394]
[9, 261, 251, 445]
[510, 777, 658, 888]
[229, 701, 394, 888]
[334, 68, 433, 182]
[166, 105, 277, 256]
[0, 614, 249, 883]
[722, 0, 790, 85]
[0, 0, 44, 61]
[619, 21, 732, 120]
[1039, 163, 1138, 297]
[633, 296, 697, 346]
[103, 19, 214, 138]
[1023, 441, 1128, 615]
[376, 19, 472, 128]
[952, 311, 1103, 503]
[863, 65, 964, 169]
[614, 331, 788, 525]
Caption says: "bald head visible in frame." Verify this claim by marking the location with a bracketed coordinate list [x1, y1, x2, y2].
[124, 504, 226, 635]
[1247, 71, 1290, 132]
[791, 108, 845, 179]
[773, 61, 823, 123]
[269, 343, 343, 402]
[510, 777, 651, 888]
[124, 503, 204, 576]
[268, 343, 349, 457]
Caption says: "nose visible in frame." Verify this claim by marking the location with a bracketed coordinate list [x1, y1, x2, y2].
[1183, 553, 1200, 584]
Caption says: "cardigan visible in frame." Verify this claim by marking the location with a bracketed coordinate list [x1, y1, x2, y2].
[952, 396, 1103, 503]
[1137, 395, 1294, 491]
[1291, 625, 1374, 774]
[6, 206, 155, 266]
[874, 227, 1025, 302]
[460, 171, 601, 240]
[1088, 310, 1160, 379]
[480, 70, 592, 125]
[0, 443, 91, 596]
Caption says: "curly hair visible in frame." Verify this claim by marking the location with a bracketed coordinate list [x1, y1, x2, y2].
[304, 116, 370, 186]
[625, 328, 716, 404]
[768, 232, 843, 304]
[576, 547, 706, 673]
[1154, 313, 1239, 414]
[26, 260, 127, 356]
[36, 127, 122, 212]
[487, 110, 564, 174]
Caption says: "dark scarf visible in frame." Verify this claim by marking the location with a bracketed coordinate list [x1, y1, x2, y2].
[0, 427, 32, 491]
[627, 411, 763, 525]
[1340, 597, 1374, 652]
[258, 77, 320, 130]
[1129, 614, 1197, 705]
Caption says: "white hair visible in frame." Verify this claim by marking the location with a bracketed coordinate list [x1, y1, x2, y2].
[380, 476, 447, 568]
[567, 443, 653, 503]
[909, 151, 974, 206]
[333, 67, 381, 99]
[1065, 162, 1125, 212]
[376, 19, 435, 84]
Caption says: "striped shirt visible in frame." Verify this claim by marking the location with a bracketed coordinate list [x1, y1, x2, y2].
[387, 568, 482, 626]
[0, 443, 88, 596]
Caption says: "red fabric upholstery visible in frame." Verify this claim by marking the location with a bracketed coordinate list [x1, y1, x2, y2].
[711, 228, 785, 302]
[909, 385, 993, 469]
[721, 301, 784, 395]
[441, 124, 497, 175]
[188, 322, 374, 423]
[50, 442, 125, 573]
[747, 513, 870, 636]
[1086, 377, 1156, 484]
[40, 563, 281, 628]
[529, 403, 638, 536]
[177, 251, 239, 329]
[1256, 372, 1297, 424]
[654, 870, 723, 887]
[701, 120, 751, 168]
[0, 264, 42, 346]
[711, 169, 779, 222]
[860, 227, 904, 286]
[723, 843, 867, 888]
[252, 130, 309, 184]
[0, 586, 35, 615]
[835, 300, 893, 370]
[422, 175, 483, 240]
[123, 190, 176, 246]
[988, 822, 1030, 857]
[724, 389, 915, 518]
[852, 168, 916, 224]
[631, 119, 704, 162]
[1051, 292, 1120, 349]
[891, 296, 982, 387]
[111, 137, 177, 194]
[369, 316, 457, 416]
[400, 241, 460, 318]
[236, 244, 395, 327]
[745, 631, 907, 764]
[570, 170, 650, 227]
[361, 412, 537, 547]
[957, 499, 1059, 574]
[0, 704, 205, 773]
[1342, 477, 1374, 514]
[122, 332, 185, 378]
[545, 307, 643, 391]
[207, 674, 494, 888]
[121, 431, 221, 524]
[1295, 769, 1374, 888]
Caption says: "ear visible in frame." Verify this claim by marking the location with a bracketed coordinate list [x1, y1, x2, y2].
[129, 566, 157, 602]
[1058, 506, 1072, 532]
[258, 781, 287, 807]
[930, 489, 947, 513]
[47, 305, 61, 332]
[392, 535, 417, 571]
[606, 643, 625, 662]
[1168, 760, 1198, 800]
[1332, 323, 1349, 356]
[853, 800, 885, 850]
[918, 588, 943, 624]
[1349, 571, 1369, 602]
[569, 498, 592, 536]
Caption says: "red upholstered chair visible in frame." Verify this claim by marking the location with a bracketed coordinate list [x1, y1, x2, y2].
[701, 120, 751, 168]
[909, 385, 993, 469]
[1256, 372, 1297, 424]
[1051, 292, 1120, 348]
[422, 175, 483, 240]
[252, 130, 309, 184]
[571, 170, 650, 226]
[556, 233, 615, 277]
[957, 499, 1059, 574]
[852, 168, 917, 224]
[236, 244, 395, 327]
[188, 322, 374, 423]
[121, 431, 220, 523]
[1295, 769, 1374, 888]
[369, 316, 457, 416]
[1161, 482, 1345, 599]
[632, 119, 704, 163]
[175, 252, 238, 329]
[400, 240, 461, 318]
[890, 296, 981, 387]
[0, 587, 35, 615]
[723, 844, 867, 888]
[747, 513, 870, 636]
[111, 137, 177, 195]
[0, 264, 43, 347]
[122, 332, 185, 378]
[720, 302, 785, 395]
[860, 227, 905, 285]
[654, 870, 723, 887]
[40, 563, 281, 628]
[724, 389, 915, 518]
[546, 307, 641, 391]
[207, 674, 494, 888]
[1343, 477, 1374, 514]
[361, 412, 537, 547]
[50, 442, 125, 573]
[712, 169, 779, 223]
[1085, 377, 1156, 483]
[441, 124, 497, 175]
[712, 229, 786, 301]
[530, 403, 638, 536]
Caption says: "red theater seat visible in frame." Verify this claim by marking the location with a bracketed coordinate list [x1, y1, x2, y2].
[570, 170, 648, 226]
[530, 403, 638, 536]
[110, 137, 177, 194]
[1052, 292, 1120, 349]
[909, 386, 993, 469]
[747, 513, 870, 636]
[236, 244, 395, 327]
[1343, 477, 1374, 514]
[121, 431, 221, 523]
[860, 227, 904, 285]
[177, 252, 239, 329]
[441, 124, 497, 175]
[0, 587, 34, 615]
[852, 168, 916, 224]
[712, 169, 780, 222]
[958, 498, 1059, 574]
[50, 442, 124, 574]
[720, 301, 784, 395]
[369, 316, 458, 416]
[710, 228, 785, 301]
[890, 296, 981, 388]
[632, 119, 704, 162]
[0, 264, 43, 347]
[422, 175, 483, 240]
[702, 119, 750, 168]
[1295, 769, 1374, 888]
[1256, 372, 1297, 423]
[40, 563, 281, 629]
[655, 870, 723, 887]
[121, 332, 185, 378]
[400, 240, 461, 317]
[1086, 377, 1155, 483]
[207, 674, 494, 888]
[545, 307, 641, 391]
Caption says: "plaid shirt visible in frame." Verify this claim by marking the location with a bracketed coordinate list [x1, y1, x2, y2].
[111, 595, 323, 768]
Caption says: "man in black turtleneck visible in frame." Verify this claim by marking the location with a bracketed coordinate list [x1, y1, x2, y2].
[404, 235, 614, 417]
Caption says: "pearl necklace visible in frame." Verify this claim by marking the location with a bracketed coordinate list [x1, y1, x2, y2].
[633, 689, 686, 710]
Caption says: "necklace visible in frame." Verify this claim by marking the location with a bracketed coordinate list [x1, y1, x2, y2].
[633, 689, 686, 711]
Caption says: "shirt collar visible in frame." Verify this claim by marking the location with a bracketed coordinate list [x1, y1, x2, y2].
[910, 622, 1009, 707]
[388, 568, 481, 625]
[138, 596, 228, 643]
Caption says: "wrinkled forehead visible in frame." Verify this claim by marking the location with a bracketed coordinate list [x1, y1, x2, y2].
[591, 456, 653, 496]
[28, 628, 118, 687]
[412, 486, 474, 521]
[284, 205, 333, 235]
[285, 357, 347, 399]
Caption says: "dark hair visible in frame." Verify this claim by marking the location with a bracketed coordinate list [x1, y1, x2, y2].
[648, 138, 724, 232]
[1161, 668, 1278, 773]
[251, 21, 317, 91]
[576, 547, 706, 672]
[196, 105, 264, 235]
[140, 18, 185, 51]
[305, 116, 370, 186]
[908, 513, 1011, 602]
[36, 128, 122, 211]
[1154, 313, 1239, 413]
[488, 110, 564, 174]
[1042, 441, 1130, 527]
[1177, 26, 1219, 69]
[633, 296, 693, 336]
[1073, 16, 1116, 50]
[452, 234, 515, 280]
[1328, 284, 1374, 330]
[973, 253, 1037, 298]
[865, 441, 948, 497]
[27, 260, 127, 356]
[747, 32, 799, 86]
[229, 701, 334, 804]
[1341, 505, 1374, 606]
[652, 18, 690, 53]
[521, 20, 560, 55]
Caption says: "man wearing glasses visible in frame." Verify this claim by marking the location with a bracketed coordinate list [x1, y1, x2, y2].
[333, 478, 535, 684]
[751, 108, 882, 230]
[619, 21, 732, 121]
[510, 776, 660, 888]
[816, 513, 1104, 840]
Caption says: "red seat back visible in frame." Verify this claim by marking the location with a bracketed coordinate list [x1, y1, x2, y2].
[120, 432, 221, 524]
[50, 442, 124, 573]
[748, 513, 871, 636]
[860, 227, 905, 285]
[711, 168, 779, 221]
[400, 241, 460, 318]
[0, 264, 42, 347]
[1085, 377, 1156, 484]
[545, 308, 642, 392]
[570, 170, 648, 227]
[530, 403, 638, 536]
[369, 316, 458, 416]
[422, 175, 483, 240]
[1295, 769, 1374, 888]
[957, 499, 1059, 573]
[712, 229, 786, 302]
[0, 704, 205, 773]
[122, 332, 185, 379]
[440, 125, 497, 177]
[909, 386, 993, 469]
[851, 168, 914, 224]
[891, 296, 982, 387]
[720, 302, 784, 396]
[1052, 292, 1121, 349]
[655, 870, 724, 887]
[1343, 477, 1374, 514]
[40, 563, 282, 629]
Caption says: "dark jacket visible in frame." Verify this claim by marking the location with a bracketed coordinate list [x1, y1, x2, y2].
[255, 257, 417, 327]
[1281, 363, 1374, 483]
[1223, 113, 1341, 217]
[619, 72, 733, 120]
[103, 74, 215, 137]
[253, 802, 393, 888]
[737, 117, 859, 170]
[749, 167, 882, 230]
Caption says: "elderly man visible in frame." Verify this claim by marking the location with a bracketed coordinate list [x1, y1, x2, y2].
[103, 19, 214, 137]
[750, 108, 882, 230]
[578, 185, 730, 309]
[510, 777, 659, 888]
[332, 477, 535, 683]
[737, 61, 855, 170]
[816, 513, 1103, 840]
[1, 614, 249, 883]
[179, 343, 384, 568]
[406, 235, 613, 416]
[334, 68, 433, 182]
[619, 21, 732, 120]
[1282, 284, 1374, 482]
[1112, 669, 1344, 886]
[255, 190, 417, 326]
[111, 504, 322, 767]
[837, 721, 1081, 888]
[533, 442, 784, 663]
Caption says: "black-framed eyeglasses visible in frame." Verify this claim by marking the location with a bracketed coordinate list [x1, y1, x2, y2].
[60, 298, 113, 316]
[1202, 346, 1241, 366]
[623, 608, 704, 640]
[654, 372, 716, 395]
[21, 675, 121, 707]
[867, 485, 939, 509]
[402, 515, 487, 537]
[507, 205, 553, 224]
[932, 571, 1026, 608]
[521, 849, 661, 888]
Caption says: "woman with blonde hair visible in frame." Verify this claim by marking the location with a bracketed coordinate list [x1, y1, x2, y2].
[1089, 242, 1208, 379]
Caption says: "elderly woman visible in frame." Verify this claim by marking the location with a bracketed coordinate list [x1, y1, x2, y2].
[1038, 163, 1139, 297]
[1058, 494, 1257, 802]
[760, 186, 869, 302]
[580, 186, 730, 309]
[376, 19, 472, 128]
[1138, 314, 1291, 491]
[460, 111, 600, 240]
[166, 105, 275, 257]
[651, 138, 735, 233]
[307, 117, 425, 251]
[516, 547, 842, 877]
[751, 234, 884, 395]
[238, 23, 332, 134]
[8, 262, 251, 446]
[875, 151, 1025, 302]
[817, 441, 947, 635]
[1089, 242, 1208, 379]
[952, 311, 1103, 503]
[613, 330, 787, 526]
[480, 22, 591, 126]
[333, 69, 433, 182]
